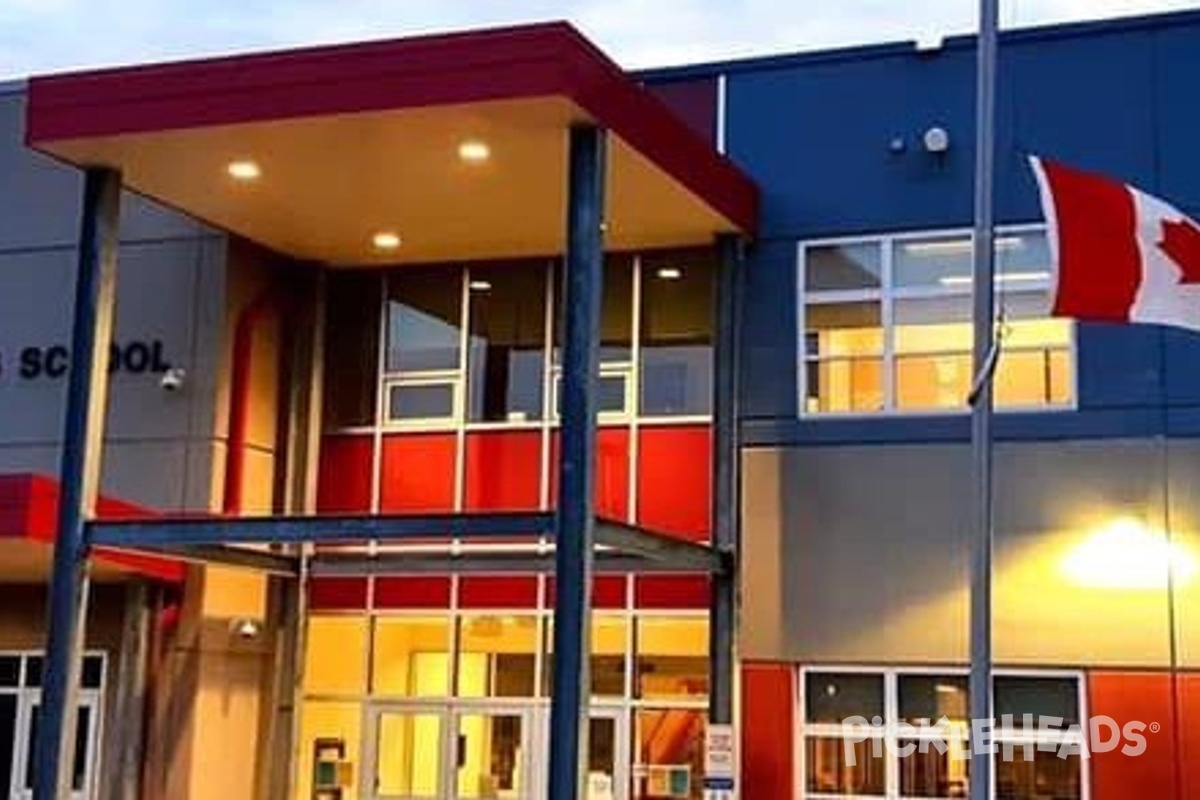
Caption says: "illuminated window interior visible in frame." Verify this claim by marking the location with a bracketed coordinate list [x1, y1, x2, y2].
[802, 229, 1074, 415]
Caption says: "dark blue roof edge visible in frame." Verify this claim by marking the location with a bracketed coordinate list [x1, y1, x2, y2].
[637, 6, 1200, 82]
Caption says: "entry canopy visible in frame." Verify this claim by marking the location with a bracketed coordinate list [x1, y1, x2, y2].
[25, 22, 758, 264]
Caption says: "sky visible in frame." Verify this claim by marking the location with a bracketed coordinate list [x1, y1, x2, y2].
[1, 0, 1197, 79]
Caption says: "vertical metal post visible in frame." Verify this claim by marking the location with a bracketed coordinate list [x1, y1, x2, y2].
[548, 124, 607, 800]
[34, 166, 122, 800]
[709, 234, 742, 729]
[106, 581, 150, 800]
[969, 3, 999, 800]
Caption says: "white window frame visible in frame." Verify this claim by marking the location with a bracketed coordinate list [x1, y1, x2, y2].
[796, 665, 1090, 800]
[1, 651, 106, 800]
[797, 225, 1078, 418]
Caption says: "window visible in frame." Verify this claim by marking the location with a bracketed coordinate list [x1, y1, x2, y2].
[799, 668, 1086, 800]
[638, 252, 715, 417]
[0, 652, 104, 800]
[384, 268, 464, 425]
[466, 263, 547, 423]
[324, 247, 723, 430]
[801, 229, 1073, 415]
[322, 270, 380, 429]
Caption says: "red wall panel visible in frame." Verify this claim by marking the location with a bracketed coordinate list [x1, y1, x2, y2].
[635, 575, 709, 609]
[1088, 671, 1177, 800]
[380, 433, 457, 512]
[1177, 674, 1200, 800]
[548, 427, 631, 520]
[637, 425, 711, 542]
[544, 576, 628, 610]
[459, 576, 540, 609]
[742, 663, 796, 800]
[374, 576, 452, 609]
[308, 576, 369, 610]
[464, 431, 542, 511]
[316, 434, 374, 513]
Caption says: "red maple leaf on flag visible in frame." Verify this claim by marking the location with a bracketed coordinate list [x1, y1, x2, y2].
[1160, 218, 1200, 284]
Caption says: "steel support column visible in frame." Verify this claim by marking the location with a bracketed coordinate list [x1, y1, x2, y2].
[709, 234, 742, 733]
[547, 123, 607, 800]
[34, 166, 122, 800]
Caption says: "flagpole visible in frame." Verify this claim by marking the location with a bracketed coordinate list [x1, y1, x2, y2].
[969, 1, 1000, 800]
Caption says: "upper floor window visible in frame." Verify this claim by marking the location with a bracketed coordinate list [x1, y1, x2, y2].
[323, 249, 718, 432]
[800, 228, 1074, 416]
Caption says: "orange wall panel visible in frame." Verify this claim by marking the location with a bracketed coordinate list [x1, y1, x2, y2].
[380, 433, 457, 512]
[637, 425, 711, 542]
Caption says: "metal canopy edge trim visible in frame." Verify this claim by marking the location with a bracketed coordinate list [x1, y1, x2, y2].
[309, 551, 711, 576]
[24, 22, 758, 237]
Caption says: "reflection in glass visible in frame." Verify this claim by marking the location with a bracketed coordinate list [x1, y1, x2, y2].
[804, 672, 884, 724]
[554, 256, 634, 364]
[323, 270, 380, 428]
[388, 382, 456, 421]
[899, 675, 969, 726]
[387, 269, 463, 373]
[805, 243, 883, 291]
[467, 263, 547, 423]
[639, 252, 715, 417]
[994, 677, 1080, 729]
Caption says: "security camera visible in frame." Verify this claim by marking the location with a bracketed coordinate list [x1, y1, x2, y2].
[231, 618, 262, 640]
[160, 367, 186, 392]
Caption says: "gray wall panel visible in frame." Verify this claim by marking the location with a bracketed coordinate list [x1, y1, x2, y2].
[743, 438, 1192, 669]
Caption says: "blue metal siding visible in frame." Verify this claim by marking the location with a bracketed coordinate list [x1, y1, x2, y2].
[715, 14, 1200, 444]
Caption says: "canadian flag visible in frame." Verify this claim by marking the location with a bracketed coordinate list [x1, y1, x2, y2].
[1030, 156, 1200, 332]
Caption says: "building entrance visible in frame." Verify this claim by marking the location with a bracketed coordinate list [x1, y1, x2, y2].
[361, 702, 628, 800]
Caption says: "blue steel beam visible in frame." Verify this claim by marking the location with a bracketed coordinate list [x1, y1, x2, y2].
[548, 123, 606, 800]
[86, 511, 554, 547]
[709, 234, 744, 731]
[34, 167, 122, 800]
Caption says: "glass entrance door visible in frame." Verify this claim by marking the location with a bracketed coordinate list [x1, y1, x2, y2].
[365, 705, 448, 800]
[451, 708, 531, 800]
[534, 706, 629, 800]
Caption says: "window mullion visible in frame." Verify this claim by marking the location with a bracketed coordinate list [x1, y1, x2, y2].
[882, 239, 896, 413]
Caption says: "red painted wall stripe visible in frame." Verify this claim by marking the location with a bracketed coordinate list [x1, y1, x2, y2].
[380, 433, 457, 513]
[464, 431, 542, 511]
[637, 425, 712, 543]
[1039, 159, 1141, 322]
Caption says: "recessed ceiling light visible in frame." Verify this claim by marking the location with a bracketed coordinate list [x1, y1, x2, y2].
[372, 231, 402, 251]
[469, 280, 493, 292]
[656, 267, 683, 280]
[226, 160, 261, 181]
[458, 140, 491, 163]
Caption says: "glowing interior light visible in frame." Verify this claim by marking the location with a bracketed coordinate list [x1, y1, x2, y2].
[372, 231, 402, 251]
[656, 267, 683, 280]
[938, 270, 1051, 287]
[226, 160, 261, 180]
[458, 140, 491, 163]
